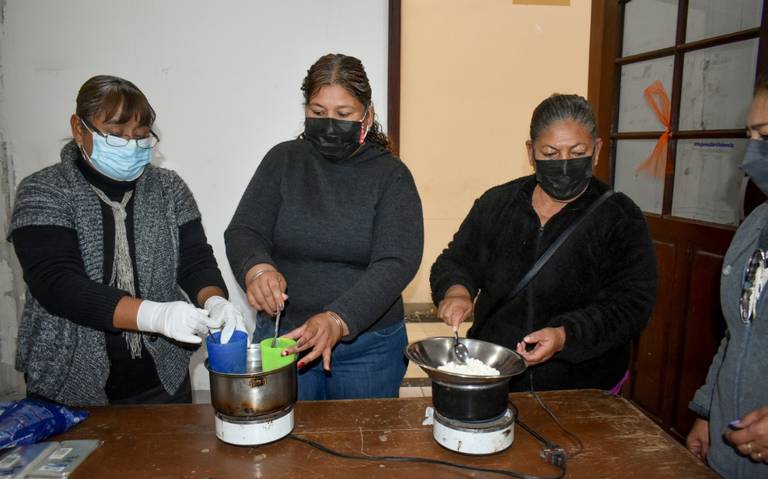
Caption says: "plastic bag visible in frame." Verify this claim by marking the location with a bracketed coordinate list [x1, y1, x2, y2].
[0, 399, 88, 450]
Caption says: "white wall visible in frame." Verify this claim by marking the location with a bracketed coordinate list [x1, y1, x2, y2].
[0, 0, 389, 395]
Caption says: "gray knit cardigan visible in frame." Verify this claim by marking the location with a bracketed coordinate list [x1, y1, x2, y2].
[10, 142, 200, 406]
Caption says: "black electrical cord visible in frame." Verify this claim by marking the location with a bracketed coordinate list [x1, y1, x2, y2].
[528, 372, 585, 458]
[286, 434, 564, 479]
[287, 401, 566, 479]
[515, 416, 568, 470]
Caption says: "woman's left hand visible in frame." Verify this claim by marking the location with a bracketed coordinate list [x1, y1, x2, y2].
[726, 405, 768, 463]
[515, 327, 566, 365]
[204, 296, 251, 344]
[283, 312, 346, 371]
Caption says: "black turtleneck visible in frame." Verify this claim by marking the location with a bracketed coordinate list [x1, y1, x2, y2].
[12, 156, 227, 401]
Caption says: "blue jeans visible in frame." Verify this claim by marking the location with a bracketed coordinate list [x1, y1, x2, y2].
[253, 315, 408, 400]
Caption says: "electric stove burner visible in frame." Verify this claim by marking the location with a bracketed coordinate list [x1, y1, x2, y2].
[423, 406, 516, 455]
[215, 405, 295, 446]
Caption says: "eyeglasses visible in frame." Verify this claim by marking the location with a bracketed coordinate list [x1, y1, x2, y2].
[739, 248, 768, 324]
[81, 119, 159, 149]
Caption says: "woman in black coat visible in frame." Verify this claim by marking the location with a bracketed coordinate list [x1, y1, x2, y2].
[430, 94, 657, 392]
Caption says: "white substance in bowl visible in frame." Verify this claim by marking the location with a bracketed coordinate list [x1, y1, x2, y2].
[437, 357, 500, 376]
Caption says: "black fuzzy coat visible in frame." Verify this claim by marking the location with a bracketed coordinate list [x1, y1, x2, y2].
[430, 175, 657, 391]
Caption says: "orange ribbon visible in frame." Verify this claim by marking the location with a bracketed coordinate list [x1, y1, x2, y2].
[636, 80, 670, 179]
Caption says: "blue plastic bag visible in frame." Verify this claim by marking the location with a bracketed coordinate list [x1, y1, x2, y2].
[0, 399, 88, 450]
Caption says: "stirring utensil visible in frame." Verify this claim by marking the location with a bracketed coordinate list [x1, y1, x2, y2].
[272, 308, 282, 347]
[453, 329, 469, 364]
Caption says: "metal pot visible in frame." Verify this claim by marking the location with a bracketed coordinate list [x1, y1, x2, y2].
[406, 337, 527, 422]
[432, 380, 511, 421]
[206, 344, 297, 418]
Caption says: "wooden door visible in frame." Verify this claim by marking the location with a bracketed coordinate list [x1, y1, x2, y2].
[588, 0, 768, 441]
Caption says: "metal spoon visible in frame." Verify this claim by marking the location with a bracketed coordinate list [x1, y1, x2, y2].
[272, 308, 281, 347]
[453, 329, 469, 364]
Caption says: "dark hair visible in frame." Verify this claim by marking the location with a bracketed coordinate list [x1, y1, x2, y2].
[300, 53, 391, 152]
[529, 94, 597, 143]
[76, 75, 156, 127]
[755, 74, 768, 96]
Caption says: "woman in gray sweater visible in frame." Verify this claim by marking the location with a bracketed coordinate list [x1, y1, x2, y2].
[10, 75, 246, 406]
[686, 76, 768, 477]
[225, 54, 423, 400]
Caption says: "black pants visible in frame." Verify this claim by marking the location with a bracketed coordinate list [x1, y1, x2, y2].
[110, 374, 192, 405]
[26, 374, 192, 405]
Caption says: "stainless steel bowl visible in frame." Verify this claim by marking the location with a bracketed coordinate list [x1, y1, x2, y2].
[206, 344, 297, 418]
[405, 337, 527, 385]
[406, 337, 527, 421]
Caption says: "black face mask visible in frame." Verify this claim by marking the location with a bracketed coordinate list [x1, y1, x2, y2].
[534, 156, 593, 201]
[304, 117, 364, 161]
[741, 140, 768, 196]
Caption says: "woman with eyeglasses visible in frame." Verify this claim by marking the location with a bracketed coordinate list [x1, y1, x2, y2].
[225, 53, 423, 400]
[687, 76, 768, 476]
[9, 75, 248, 406]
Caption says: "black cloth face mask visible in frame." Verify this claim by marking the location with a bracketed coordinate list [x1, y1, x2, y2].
[741, 139, 768, 196]
[304, 117, 363, 161]
[534, 156, 593, 201]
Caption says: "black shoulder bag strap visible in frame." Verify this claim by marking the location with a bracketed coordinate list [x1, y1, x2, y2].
[474, 189, 615, 336]
[508, 189, 614, 300]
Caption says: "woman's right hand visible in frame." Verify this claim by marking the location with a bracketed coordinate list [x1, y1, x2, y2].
[686, 418, 710, 461]
[283, 312, 347, 371]
[437, 285, 474, 330]
[244, 263, 288, 316]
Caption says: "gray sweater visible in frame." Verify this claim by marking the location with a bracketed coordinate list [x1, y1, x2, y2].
[225, 139, 423, 338]
[10, 142, 200, 406]
[690, 202, 768, 478]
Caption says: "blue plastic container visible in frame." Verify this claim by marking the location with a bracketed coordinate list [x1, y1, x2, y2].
[206, 331, 248, 373]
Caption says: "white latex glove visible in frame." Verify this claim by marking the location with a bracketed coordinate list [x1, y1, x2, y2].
[136, 300, 219, 344]
[205, 296, 251, 344]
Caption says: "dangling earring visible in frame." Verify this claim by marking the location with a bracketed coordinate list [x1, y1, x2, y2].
[359, 107, 371, 144]
[359, 124, 368, 144]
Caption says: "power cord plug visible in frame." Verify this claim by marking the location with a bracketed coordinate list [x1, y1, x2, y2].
[541, 445, 566, 469]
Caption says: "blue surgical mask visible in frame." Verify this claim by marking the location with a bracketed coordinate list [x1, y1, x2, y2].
[741, 139, 768, 196]
[80, 122, 151, 181]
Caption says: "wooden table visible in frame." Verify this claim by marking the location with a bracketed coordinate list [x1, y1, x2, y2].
[55, 389, 715, 478]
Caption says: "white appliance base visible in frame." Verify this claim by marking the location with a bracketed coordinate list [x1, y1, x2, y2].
[215, 408, 294, 446]
[430, 408, 515, 455]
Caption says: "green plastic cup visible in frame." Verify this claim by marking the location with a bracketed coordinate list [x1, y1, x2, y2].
[260, 337, 297, 372]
